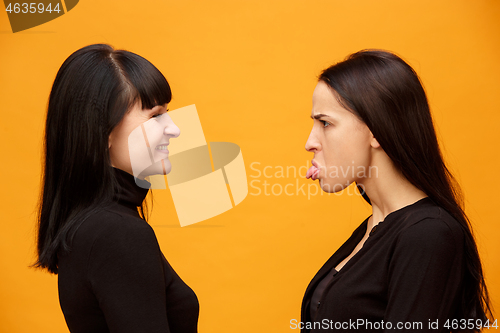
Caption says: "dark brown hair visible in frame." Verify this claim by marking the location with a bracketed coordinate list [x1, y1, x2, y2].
[319, 49, 492, 326]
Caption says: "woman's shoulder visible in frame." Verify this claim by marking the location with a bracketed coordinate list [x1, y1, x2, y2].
[394, 198, 465, 248]
[72, 205, 158, 254]
[58, 205, 161, 279]
[84, 204, 152, 230]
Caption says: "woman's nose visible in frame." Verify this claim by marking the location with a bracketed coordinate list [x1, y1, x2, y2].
[305, 129, 319, 152]
[165, 120, 180, 138]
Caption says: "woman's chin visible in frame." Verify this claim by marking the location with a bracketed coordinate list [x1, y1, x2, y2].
[138, 160, 172, 178]
[319, 179, 334, 193]
[320, 180, 348, 194]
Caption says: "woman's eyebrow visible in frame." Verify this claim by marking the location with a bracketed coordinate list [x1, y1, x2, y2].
[310, 113, 331, 120]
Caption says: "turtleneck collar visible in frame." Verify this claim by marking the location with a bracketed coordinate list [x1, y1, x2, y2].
[112, 167, 151, 207]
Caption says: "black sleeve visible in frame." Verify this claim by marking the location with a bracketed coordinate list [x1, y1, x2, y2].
[88, 219, 170, 333]
[384, 218, 463, 332]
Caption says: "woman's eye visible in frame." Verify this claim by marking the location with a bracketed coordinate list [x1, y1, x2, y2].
[320, 120, 330, 128]
[152, 109, 169, 118]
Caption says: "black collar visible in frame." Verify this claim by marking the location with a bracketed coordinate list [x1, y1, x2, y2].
[112, 167, 151, 207]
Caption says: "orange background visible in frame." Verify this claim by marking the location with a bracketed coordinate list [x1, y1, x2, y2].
[0, 0, 499, 332]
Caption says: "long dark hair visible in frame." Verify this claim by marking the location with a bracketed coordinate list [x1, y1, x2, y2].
[34, 44, 172, 274]
[319, 50, 492, 325]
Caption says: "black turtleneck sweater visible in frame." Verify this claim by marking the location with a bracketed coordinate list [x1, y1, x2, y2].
[58, 168, 199, 333]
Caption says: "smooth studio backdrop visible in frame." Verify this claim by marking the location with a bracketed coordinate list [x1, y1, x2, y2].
[1, 1, 499, 332]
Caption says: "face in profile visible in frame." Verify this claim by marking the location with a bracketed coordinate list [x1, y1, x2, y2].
[109, 102, 180, 180]
[305, 81, 378, 193]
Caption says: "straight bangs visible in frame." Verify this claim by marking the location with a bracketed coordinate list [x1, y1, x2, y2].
[113, 50, 172, 110]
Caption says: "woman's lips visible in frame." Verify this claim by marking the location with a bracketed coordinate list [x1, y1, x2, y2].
[306, 160, 320, 180]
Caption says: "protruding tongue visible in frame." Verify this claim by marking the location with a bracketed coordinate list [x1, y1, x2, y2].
[306, 165, 320, 180]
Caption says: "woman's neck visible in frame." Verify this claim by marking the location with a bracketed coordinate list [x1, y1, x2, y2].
[359, 152, 428, 230]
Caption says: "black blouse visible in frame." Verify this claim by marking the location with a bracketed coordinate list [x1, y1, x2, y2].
[301, 197, 465, 332]
[58, 167, 199, 333]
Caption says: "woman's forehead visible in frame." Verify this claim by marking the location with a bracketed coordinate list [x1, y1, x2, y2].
[312, 83, 348, 118]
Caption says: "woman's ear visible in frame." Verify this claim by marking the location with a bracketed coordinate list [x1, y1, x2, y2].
[369, 131, 380, 148]
[108, 134, 113, 149]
